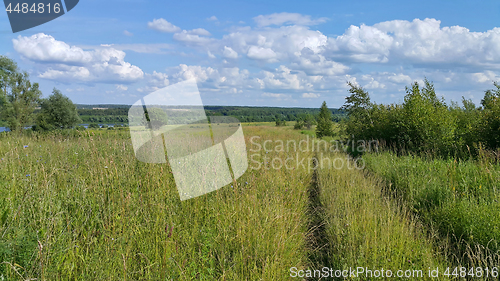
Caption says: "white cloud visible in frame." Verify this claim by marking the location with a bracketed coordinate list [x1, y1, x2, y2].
[173, 30, 213, 45]
[186, 28, 211, 36]
[79, 43, 173, 54]
[13, 33, 92, 64]
[116, 84, 128, 91]
[256, 66, 304, 90]
[386, 73, 412, 84]
[147, 18, 181, 33]
[302, 92, 320, 98]
[247, 46, 277, 61]
[262, 92, 290, 99]
[253, 12, 327, 27]
[207, 16, 218, 21]
[137, 71, 170, 93]
[123, 30, 133, 36]
[13, 33, 144, 83]
[223, 46, 238, 59]
[327, 18, 500, 67]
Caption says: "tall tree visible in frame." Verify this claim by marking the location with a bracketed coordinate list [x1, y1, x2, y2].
[316, 101, 333, 138]
[0, 56, 42, 131]
[36, 88, 82, 130]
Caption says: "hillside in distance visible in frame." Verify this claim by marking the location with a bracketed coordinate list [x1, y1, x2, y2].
[75, 105, 346, 124]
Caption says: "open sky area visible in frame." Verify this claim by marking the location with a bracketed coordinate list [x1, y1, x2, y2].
[1, 0, 499, 107]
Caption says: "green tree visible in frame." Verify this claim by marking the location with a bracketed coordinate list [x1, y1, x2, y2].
[316, 101, 333, 138]
[36, 88, 81, 130]
[479, 81, 500, 149]
[0, 56, 42, 131]
[400, 79, 456, 154]
[275, 114, 286, 126]
[341, 82, 375, 140]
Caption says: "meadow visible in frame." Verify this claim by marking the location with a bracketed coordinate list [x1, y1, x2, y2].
[0, 123, 499, 280]
[363, 151, 500, 269]
[0, 126, 313, 280]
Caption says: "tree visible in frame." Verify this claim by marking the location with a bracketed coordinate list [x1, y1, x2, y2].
[0, 56, 42, 131]
[36, 88, 81, 130]
[275, 114, 286, 126]
[479, 81, 500, 149]
[316, 101, 333, 138]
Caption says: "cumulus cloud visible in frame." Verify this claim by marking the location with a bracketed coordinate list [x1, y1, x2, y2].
[256, 66, 304, 90]
[253, 12, 327, 27]
[148, 18, 181, 33]
[186, 28, 211, 36]
[13, 33, 143, 83]
[123, 30, 133, 36]
[173, 30, 213, 45]
[207, 16, 218, 21]
[302, 92, 320, 98]
[247, 46, 277, 61]
[327, 18, 500, 67]
[223, 46, 238, 59]
[137, 71, 170, 93]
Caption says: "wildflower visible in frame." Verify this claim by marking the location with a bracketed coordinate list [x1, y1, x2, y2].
[104, 166, 108, 169]
[23, 145, 28, 148]
[245, 182, 248, 185]
[26, 174, 30, 177]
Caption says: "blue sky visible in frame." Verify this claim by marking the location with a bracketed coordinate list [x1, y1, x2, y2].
[1, 0, 499, 108]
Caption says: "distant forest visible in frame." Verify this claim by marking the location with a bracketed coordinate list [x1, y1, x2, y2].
[75, 105, 346, 124]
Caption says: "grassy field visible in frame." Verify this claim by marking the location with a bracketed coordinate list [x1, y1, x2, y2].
[1, 124, 498, 280]
[364, 152, 500, 269]
[0, 126, 314, 280]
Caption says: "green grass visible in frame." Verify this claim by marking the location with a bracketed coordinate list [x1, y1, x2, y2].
[0, 127, 313, 280]
[316, 150, 448, 280]
[363, 151, 500, 267]
[2, 125, 485, 280]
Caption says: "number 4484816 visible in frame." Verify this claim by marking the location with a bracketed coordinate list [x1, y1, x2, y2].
[443, 267, 498, 278]
[5, 2, 61, 14]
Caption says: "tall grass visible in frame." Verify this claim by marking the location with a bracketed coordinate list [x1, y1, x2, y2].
[0, 126, 313, 280]
[363, 151, 500, 268]
[316, 151, 448, 279]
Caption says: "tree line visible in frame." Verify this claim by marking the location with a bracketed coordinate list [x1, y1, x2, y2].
[341, 79, 500, 158]
[0, 56, 81, 132]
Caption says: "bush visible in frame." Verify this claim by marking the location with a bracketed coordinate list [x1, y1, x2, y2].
[88, 123, 100, 129]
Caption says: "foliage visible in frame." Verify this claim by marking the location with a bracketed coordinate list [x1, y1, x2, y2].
[0, 56, 41, 131]
[36, 88, 81, 131]
[315, 101, 333, 138]
[88, 123, 100, 129]
[293, 113, 315, 130]
[479, 82, 500, 149]
[342, 79, 500, 158]
[274, 114, 286, 126]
